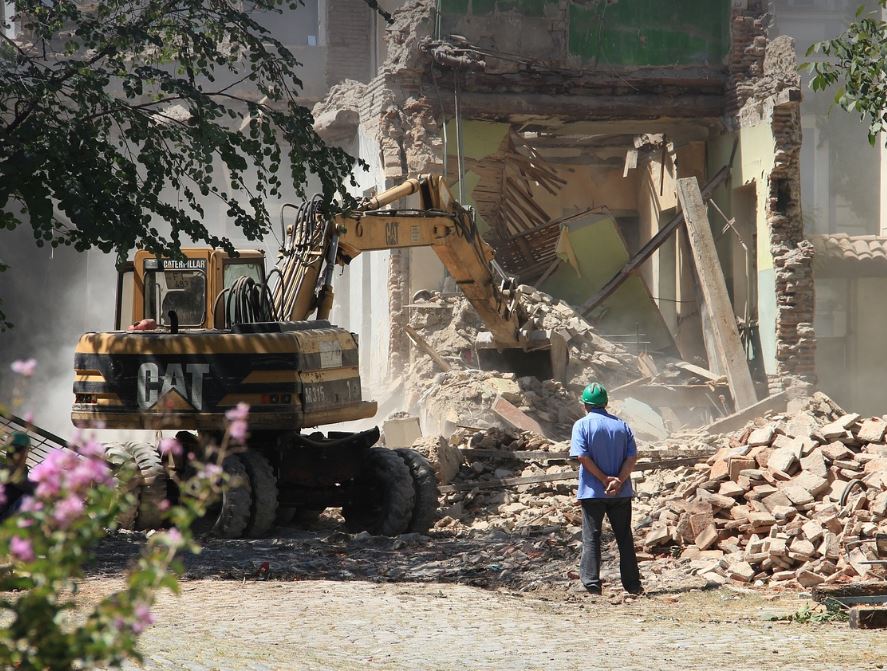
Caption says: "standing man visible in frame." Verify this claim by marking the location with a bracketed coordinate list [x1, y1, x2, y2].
[0, 432, 34, 523]
[570, 383, 642, 595]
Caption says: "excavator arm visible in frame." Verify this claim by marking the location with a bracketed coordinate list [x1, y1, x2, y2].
[274, 175, 537, 350]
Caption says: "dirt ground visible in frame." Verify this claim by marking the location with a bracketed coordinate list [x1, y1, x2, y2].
[72, 577, 887, 671]
[59, 524, 887, 671]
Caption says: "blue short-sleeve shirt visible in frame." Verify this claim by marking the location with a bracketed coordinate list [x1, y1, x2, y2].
[569, 409, 637, 499]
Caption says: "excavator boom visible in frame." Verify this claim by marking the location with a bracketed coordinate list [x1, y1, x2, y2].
[274, 175, 537, 350]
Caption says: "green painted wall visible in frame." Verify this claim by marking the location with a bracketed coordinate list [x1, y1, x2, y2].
[708, 126, 778, 376]
[542, 215, 675, 353]
[439, 0, 731, 67]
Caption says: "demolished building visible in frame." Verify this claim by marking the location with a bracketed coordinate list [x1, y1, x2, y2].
[315, 0, 816, 432]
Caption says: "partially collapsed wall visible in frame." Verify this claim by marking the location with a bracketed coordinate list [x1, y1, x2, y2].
[315, 0, 816, 418]
[728, 2, 815, 389]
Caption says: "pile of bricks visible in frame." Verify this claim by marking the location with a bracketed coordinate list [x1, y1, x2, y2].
[642, 392, 887, 588]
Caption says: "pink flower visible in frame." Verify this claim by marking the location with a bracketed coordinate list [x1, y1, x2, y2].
[10, 358, 37, 377]
[132, 603, 155, 633]
[52, 495, 85, 528]
[160, 527, 184, 549]
[157, 499, 171, 511]
[67, 458, 112, 490]
[228, 419, 248, 443]
[0, 485, 5, 507]
[198, 463, 223, 481]
[159, 437, 182, 457]
[76, 437, 105, 459]
[22, 411, 33, 424]
[19, 497, 42, 513]
[225, 402, 249, 422]
[10, 536, 34, 562]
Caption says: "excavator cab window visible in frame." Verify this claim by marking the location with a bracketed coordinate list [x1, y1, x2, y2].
[114, 262, 134, 330]
[144, 259, 207, 327]
[223, 260, 264, 289]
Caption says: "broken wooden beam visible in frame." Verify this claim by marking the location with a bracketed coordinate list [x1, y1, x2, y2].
[491, 396, 545, 435]
[676, 176, 757, 411]
[438, 456, 710, 493]
[404, 324, 451, 372]
[702, 391, 788, 435]
[850, 606, 887, 629]
[579, 162, 732, 316]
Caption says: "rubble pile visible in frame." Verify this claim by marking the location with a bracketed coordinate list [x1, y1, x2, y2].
[512, 285, 639, 393]
[432, 426, 581, 534]
[405, 290, 638, 438]
[641, 392, 887, 588]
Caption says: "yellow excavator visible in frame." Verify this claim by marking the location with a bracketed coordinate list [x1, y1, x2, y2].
[72, 175, 547, 537]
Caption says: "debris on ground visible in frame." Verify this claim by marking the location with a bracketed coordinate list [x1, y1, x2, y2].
[639, 391, 887, 589]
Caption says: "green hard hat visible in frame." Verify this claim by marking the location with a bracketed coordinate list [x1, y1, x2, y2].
[581, 383, 608, 407]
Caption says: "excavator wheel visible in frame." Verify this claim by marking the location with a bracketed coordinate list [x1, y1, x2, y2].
[129, 443, 170, 531]
[394, 448, 440, 534]
[237, 451, 278, 537]
[102, 442, 140, 530]
[342, 447, 415, 536]
[196, 454, 252, 538]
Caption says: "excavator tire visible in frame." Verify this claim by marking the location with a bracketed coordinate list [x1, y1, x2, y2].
[128, 442, 169, 531]
[237, 451, 278, 537]
[394, 448, 440, 533]
[342, 447, 415, 536]
[203, 455, 252, 538]
[102, 442, 140, 529]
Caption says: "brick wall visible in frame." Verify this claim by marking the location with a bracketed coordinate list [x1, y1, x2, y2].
[729, 1, 816, 389]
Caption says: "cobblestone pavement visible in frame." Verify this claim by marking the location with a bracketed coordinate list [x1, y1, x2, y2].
[70, 578, 887, 671]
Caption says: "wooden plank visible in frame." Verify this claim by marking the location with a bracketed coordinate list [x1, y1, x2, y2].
[850, 607, 887, 629]
[459, 447, 713, 462]
[438, 456, 709, 493]
[676, 177, 757, 410]
[579, 163, 732, 316]
[702, 391, 788, 436]
[812, 582, 887, 604]
[613, 384, 725, 409]
[491, 396, 545, 435]
[549, 329, 569, 384]
[403, 324, 451, 373]
[673, 361, 723, 383]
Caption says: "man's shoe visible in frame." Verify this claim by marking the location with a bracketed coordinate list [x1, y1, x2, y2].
[625, 585, 644, 596]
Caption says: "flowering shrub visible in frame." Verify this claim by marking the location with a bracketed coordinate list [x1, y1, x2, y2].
[0, 359, 245, 669]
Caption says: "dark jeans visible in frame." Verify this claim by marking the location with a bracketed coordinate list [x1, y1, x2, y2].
[580, 497, 641, 592]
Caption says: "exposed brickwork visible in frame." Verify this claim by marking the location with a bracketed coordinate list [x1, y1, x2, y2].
[729, 3, 816, 389]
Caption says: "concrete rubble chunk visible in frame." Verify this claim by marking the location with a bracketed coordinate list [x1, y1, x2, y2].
[821, 441, 853, 462]
[857, 417, 887, 444]
[768, 447, 797, 475]
[747, 425, 776, 447]
[695, 524, 720, 551]
[800, 449, 828, 478]
[796, 569, 826, 587]
[791, 471, 829, 498]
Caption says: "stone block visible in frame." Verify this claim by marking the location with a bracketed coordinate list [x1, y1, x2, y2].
[719, 481, 746, 498]
[728, 456, 757, 482]
[729, 561, 755, 582]
[800, 449, 828, 478]
[772, 434, 803, 457]
[781, 484, 815, 506]
[747, 425, 776, 447]
[761, 490, 793, 512]
[767, 537, 787, 557]
[644, 525, 671, 547]
[857, 417, 887, 443]
[695, 524, 719, 551]
[801, 520, 824, 543]
[791, 471, 829, 498]
[796, 570, 825, 587]
[821, 441, 853, 462]
[768, 447, 798, 474]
